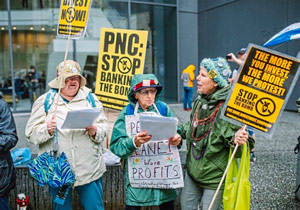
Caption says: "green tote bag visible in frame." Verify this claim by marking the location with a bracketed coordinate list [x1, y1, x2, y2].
[223, 143, 251, 210]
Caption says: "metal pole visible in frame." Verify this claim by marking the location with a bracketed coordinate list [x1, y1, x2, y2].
[128, 0, 131, 29]
[7, 0, 16, 111]
[73, 39, 76, 61]
[176, 0, 180, 103]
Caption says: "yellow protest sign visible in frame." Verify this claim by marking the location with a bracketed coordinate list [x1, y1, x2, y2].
[222, 44, 300, 137]
[57, 0, 92, 38]
[95, 28, 148, 110]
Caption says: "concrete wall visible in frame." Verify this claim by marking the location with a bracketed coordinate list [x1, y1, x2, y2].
[197, 0, 300, 111]
[178, 0, 199, 102]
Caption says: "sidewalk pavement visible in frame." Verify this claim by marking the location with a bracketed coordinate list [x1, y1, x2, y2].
[13, 104, 300, 209]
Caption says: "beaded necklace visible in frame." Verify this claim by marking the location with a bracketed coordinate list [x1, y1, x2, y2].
[191, 101, 223, 160]
[191, 101, 223, 141]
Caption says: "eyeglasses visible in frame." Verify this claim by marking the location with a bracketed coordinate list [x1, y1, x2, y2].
[66, 76, 80, 82]
[139, 89, 157, 96]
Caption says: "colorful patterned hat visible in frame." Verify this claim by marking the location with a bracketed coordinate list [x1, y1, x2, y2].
[200, 57, 231, 88]
[48, 60, 86, 89]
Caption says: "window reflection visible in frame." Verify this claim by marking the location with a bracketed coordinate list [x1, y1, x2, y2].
[0, 0, 176, 111]
[130, 3, 177, 99]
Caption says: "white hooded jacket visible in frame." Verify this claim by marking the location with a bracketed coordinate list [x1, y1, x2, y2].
[25, 87, 108, 187]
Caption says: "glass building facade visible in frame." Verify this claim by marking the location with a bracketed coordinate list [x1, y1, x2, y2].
[0, 0, 178, 112]
[5, 1, 298, 113]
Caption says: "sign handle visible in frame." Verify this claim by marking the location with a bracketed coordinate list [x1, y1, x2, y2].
[53, 35, 71, 119]
[208, 143, 239, 210]
[64, 35, 71, 62]
[208, 124, 247, 209]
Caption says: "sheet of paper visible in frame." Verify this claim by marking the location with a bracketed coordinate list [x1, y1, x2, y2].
[61, 108, 100, 129]
[139, 115, 178, 140]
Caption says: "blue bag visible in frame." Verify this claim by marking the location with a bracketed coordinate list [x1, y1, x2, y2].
[11, 148, 32, 166]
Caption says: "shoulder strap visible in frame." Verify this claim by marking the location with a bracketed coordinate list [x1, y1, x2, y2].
[126, 101, 167, 116]
[157, 100, 167, 116]
[126, 103, 135, 115]
[87, 92, 96, 108]
[44, 89, 96, 113]
[44, 89, 58, 113]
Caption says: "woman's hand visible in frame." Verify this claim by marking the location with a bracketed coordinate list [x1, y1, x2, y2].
[85, 125, 97, 139]
[134, 131, 152, 147]
[47, 117, 56, 135]
[234, 125, 249, 146]
[168, 134, 181, 146]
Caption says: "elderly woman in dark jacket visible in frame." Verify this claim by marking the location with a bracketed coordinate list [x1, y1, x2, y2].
[0, 94, 18, 210]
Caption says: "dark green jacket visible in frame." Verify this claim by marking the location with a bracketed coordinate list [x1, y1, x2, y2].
[179, 85, 254, 190]
[110, 74, 177, 206]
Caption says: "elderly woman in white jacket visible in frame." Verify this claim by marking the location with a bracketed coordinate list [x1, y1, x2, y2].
[25, 60, 108, 210]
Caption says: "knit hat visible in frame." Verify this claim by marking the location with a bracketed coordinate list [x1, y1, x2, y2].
[48, 60, 86, 89]
[200, 57, 231, 88]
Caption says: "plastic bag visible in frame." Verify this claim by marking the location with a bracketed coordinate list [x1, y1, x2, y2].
[11, 148, 32, 166]
[223, 143, 251, 210]
[103, 148, 121, 165]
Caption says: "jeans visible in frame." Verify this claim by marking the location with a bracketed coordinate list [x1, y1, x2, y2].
[180, 173, 223, 210]
[125, 200, 174, 210]
[0, 195, 10, 210]
[49, 178, 104, 210]
[183, 87, 193, 109]
[28, 86, 40, 108]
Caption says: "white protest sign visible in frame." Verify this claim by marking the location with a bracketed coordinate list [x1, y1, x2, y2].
[125, 115, 140, 136]
[128, 140, 183, 189]
[140, 115, 178, 140]
[61, 108, 100, 129]
[125, 113, 184, 189]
